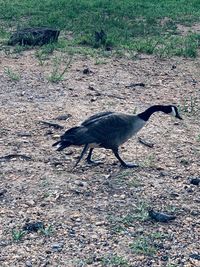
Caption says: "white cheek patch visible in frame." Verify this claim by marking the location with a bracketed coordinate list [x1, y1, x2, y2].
[170, 107, 176, 117]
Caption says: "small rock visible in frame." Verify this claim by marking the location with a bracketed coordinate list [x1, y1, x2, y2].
[55, 114, 71, 121]
[68, 229, 76, 236]
[191, 210, 199, 216]
[95, 221, 105, 226]
[26, 200, 35, 206]
[189, 253, 200, 260]
[21, 91, 25, 96]
[70, 212, 81, 220]
[136, 255, 145, 260]
[120, 194, 126, 199]
[51, 242, 64, 252]
[25, 261, 32, 267]
[23, 221, 44, 232]
[190, 178, 200, 186]
[186, 187, 193, 193]
[0, 241, 9, 247]
[160, 171, 168, 177]
[0, 189, 7, 196]
[91, 97, 97, 102]
[90, 234, 98, 240]
[170, 192, 179, 198]
[88, 82, 95, 90]
[136, 227, 144, 234]
[173, 175, 181, 180]
[83, 67, 92, 74]
[74, 180, 88, 187]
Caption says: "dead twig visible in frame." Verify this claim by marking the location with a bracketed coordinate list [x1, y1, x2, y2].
[38, 121, 64, 129]
[138, 137, 154, 148]
[125, 82, 145, 88]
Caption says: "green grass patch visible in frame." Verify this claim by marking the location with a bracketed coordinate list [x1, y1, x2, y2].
[108, 201, 149, 233]
[4, 67, 20, 81]
[101, 254, 129, 266]
[12, 229, 26, 242]
[1, 0, 200, 57]
[130, 232, 168, 256]
[47, 55, 72, 83]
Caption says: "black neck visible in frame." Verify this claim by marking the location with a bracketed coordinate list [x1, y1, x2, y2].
[138, 105, 169, 121]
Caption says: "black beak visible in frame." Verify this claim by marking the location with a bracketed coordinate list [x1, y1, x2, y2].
[176, 114, 183, 120]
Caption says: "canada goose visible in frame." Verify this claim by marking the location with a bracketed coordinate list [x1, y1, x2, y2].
[53, 105, 182, 168]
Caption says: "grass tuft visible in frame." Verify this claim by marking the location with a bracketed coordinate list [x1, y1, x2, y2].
[12, 229, 26, 242]
[4, 67, 20, 81]
[101, 255, 129, 266]
[47, 55, 72, 83]
[130, 232, 168, 256]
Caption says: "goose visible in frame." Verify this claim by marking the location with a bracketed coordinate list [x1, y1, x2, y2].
[53, 105, 182, 168]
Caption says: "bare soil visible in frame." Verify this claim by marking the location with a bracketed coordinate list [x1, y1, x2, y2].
[0, 50, 200, 267]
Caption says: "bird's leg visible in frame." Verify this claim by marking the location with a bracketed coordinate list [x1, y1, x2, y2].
[112, 148, 139, 168]
[86, 148, 103, 165]
[73, 144, 89, 168]
[86, 148, 94, 164]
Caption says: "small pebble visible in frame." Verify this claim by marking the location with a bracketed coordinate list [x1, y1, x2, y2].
[189, 253, 200, 260]
[68, 229, 76, 236]
[74, 180, 88, 187]
[26, 200, 35, 206]
[91, 97, 97, 102]
[0, 189, 7, 196]
[190, 178, 200, 186]
[160, 171, 168, 177]
[25, 261, 32, 267]
[55, 114, 71, 121]
[95, 221, 105, 226]
[191, 210, 199, 216]
[83, 67, 91, 74]
[90, 234, 98, 240]
[51, 242, 64, 252]
[23, 221, 44, 232]
[186, 188, 193, 193]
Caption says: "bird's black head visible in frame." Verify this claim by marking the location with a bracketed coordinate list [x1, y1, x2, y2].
[166, 105, 183, 120]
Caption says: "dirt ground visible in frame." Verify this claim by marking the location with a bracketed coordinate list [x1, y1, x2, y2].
[0, 49, 200, 267]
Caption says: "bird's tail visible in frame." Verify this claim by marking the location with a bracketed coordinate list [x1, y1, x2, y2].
[52, 126, 88, 151]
